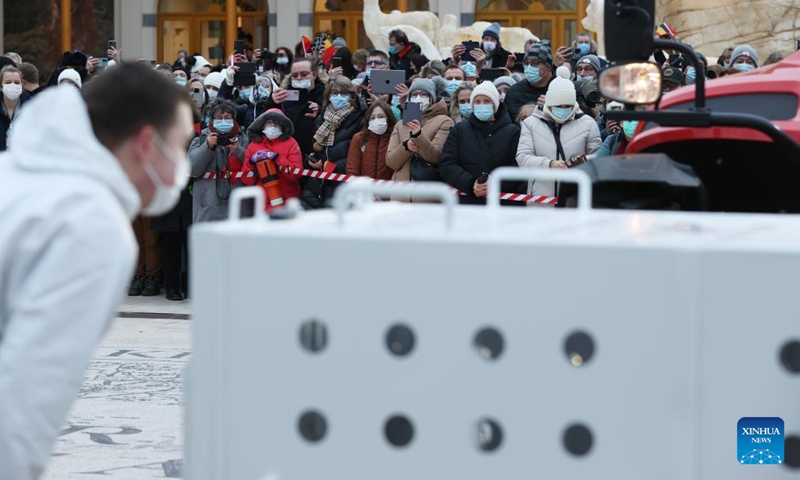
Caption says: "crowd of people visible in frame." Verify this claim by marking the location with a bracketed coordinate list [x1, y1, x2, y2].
[0, 22, 779, 302]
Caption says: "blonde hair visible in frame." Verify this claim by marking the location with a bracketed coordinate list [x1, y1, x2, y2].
[517, 103, 538, 123]
[0, 65, 22, 84]
[449, 82, 476, 122]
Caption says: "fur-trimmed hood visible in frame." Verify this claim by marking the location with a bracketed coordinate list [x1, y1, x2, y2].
[247, 109, 295, 142]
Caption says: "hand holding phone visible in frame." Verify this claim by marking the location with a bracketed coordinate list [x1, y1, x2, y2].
[285, 89, 300, 101]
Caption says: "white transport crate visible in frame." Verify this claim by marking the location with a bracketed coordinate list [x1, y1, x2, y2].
[186, 169, 800, 480]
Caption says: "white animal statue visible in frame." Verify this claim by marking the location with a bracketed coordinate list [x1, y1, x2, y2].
[379, 25, 442, 61]
[363, 0, 440, 54]
[581, 0, 605, 56]
[439, 14, 538, 57]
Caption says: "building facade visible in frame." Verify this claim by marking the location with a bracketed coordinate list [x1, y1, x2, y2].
[2, 0, 590, 68]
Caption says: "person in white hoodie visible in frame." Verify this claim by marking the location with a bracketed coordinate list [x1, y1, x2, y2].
[0, 62, 194, 479]
[516, 66, 602, 206]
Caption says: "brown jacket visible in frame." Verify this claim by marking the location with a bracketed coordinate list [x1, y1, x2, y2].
[346, 130, 393, 180]
[386, 99, 454, 182]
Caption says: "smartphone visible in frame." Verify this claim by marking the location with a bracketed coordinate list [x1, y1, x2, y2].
[234, 40, 245, 55]
[574, 48, 582, 57]
[479, 68, 505, 82]
[108, 40, 117, 50]
[462, 41, 480, 62]
[192, 89, 205, 106]
[285, 89, 300, 101]
[100, 58, 109, 68]
[402, 101, 422, 126]
[514, 52, 525, 63]
[332, 57, 342, 68]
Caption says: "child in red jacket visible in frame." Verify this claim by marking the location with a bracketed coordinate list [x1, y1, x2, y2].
[241, 108, 303, 211]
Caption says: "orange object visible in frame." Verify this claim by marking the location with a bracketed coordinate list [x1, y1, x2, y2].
[301, 36, 313, 56]
[256, 160, 285, 207]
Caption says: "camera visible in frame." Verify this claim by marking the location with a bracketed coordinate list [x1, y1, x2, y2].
[218, 134, 238, 147]
[261, 48, 276, 70]
[578, 79, 603, 108]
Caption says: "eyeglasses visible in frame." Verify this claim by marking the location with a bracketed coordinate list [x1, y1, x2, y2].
[330, 92, 349, 98]
[214, 115, 234, 121]
[366, 60, 386, 67]
[575, 66, 595, 74]
[291, 71, 313, 78]
[524, 60, 544, 67]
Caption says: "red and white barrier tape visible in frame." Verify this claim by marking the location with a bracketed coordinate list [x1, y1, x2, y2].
[200, 168, 558, 205]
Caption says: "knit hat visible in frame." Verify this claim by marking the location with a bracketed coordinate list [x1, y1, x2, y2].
[493, 76, 517, 89]
[204, 71, 224, 89]
[333, 37, 348, 48]
[482, 22, 501, 42]
[576, 54, 601, 74]
[191, 55, 212, 73]
[408, 78, 437, 102]
[58, 68, 82, 89]
[662, 66, 684, 86]
[728, 45, 759, 67]
[545, 66, 575, 107]
[524, 41, 554, 70]
[471, 80, 500, 112]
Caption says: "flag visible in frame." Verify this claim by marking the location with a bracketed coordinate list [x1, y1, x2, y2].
[301, 36, 312, 56]
[655, 22, 677, 39]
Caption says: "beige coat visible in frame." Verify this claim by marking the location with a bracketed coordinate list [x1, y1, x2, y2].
[516, 108, 602, 206]
[386, 99, 454, 183]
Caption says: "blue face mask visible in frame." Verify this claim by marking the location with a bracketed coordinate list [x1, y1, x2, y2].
[576, 75, 593, 82]
[577, 42, 591, 55]
[733, 63, 755, 72]
[388, 45, 397, 55]
[257, 86, 271, 99]
[391, 95, 401, 107]
[550, 107, 573, 120]
[239, 88, 252, 101]
[330, 93, 350, 110]
[365, 68, 372, 78]
[473, 104, 495, 122]
[461, 63, 477, 78]
[446, 80, 462, 96]
[458, 103, 473, 118]
[685, 67, 696, 84]
[525, 65, 542, 84]
[213, 119, 234, 134]
[622, 120, 639, 139]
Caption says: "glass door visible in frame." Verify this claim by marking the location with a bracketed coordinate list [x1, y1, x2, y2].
[201, 19, 227, 64]
[519, 16, 557, 45]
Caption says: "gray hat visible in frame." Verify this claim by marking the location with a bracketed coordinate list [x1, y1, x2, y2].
[332, 37, 347, 48]
[493, 76, 517, 88]
[408, 78, 437, 102]
[524, 40, 554, 70]
[728, 44, 759, 67]
[576, 54, 601, 74]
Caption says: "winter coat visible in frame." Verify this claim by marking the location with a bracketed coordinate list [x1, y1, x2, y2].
[516, 108, 602, 206]
[0, 95, 29, 152]
[188, 125, 250, 222]
[0, 88, 140, 480]
[390, 43, 423, 80]
[439, 103, 521, 205]
[263, 82, 326, 155]
[485, 44, 514, 69]
[505, 76, 587, 124]
[346, 130, 393, 180]
[386, 99, 454, 183]
[597, 132, 628, 157]
[301, 100, 365, 209]
[241, 110, 304, 209]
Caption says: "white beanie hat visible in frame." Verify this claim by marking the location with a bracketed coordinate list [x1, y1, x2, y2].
[58, 68, 82, 89]
[204, 71, 224, 89]
[470, 80, 500, 111]
[192, 55, 212, 73]
[545, 66, 575, 107]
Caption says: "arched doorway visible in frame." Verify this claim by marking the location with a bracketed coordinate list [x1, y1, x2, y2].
[475, 0, 588, 48]
[157, 0, 268, 64]
[314, 0, 430, 51]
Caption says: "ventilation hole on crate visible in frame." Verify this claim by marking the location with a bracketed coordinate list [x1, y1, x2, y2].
[298, 410, 327, 443]
[784, 435, 800, 469]
[476, 418, 503, 452]
[386, 324, 415, 357]
[564, 331, 595, 367]
[563, 423, 593, 456]
[474, 327, 504, 360]
[385, 415, 414, 447]
[299, 320, 328, 353]
[779, 340, 800, 374]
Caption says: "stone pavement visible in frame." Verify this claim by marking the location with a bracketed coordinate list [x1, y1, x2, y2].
[42, 297, 192, 479]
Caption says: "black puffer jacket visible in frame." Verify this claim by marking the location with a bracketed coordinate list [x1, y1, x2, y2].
[439, 102, 521, 205]
[263, 82, 326, 155]
[300, 98, 366, 209]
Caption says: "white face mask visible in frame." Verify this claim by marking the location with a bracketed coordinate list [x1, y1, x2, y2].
[206, 89, 219, 101]
[292, 79, 312, 90]
[3, 83, 22, 101]
[483, 41, 497, 52]
[368, 118, 388, 135]
[410, 95, 430, 111]
[263, 126, 282, 140]
[141, 134, 190, 216]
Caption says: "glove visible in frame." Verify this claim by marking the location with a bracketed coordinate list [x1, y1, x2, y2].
[250, 150, 279, 165]
[224, 66, 235, 86]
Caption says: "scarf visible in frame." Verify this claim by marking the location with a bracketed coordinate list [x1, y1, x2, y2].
[313, 103, 355, 147]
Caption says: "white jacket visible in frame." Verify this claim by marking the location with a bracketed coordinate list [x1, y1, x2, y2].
[516, 108, 602, 206]
[0, 87, 140, 479]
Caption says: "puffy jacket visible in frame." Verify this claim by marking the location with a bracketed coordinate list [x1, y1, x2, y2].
[439, 103, 521, 205]
[597, 131, 628, 157]
[0, 87, 140, 480]
[386, 99, 454, 183]
[505, 76, 587, 124]
[188, 124, 250, 222]
[263, 82, 326, 155]
[301, 100, 365, 209]
[242, 110, 304, 209]
[516, 107, 602, 206]
[346, 130, 393, 180]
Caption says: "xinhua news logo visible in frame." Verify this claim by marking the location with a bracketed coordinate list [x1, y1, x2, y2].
[738, 417, 784, 465]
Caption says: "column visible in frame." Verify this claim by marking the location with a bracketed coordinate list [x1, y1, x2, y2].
[61, 0, 72, 52]
[438, 0, 462, 26]
[277, 0, 306, 52]
[0, 0, 4, 53]
[460, 0, 475, 26]
[142, 0, 157, 62]
[268, 0, 278, 50]
[226, 0, 236, 54]
[120, 0, 145, 61]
